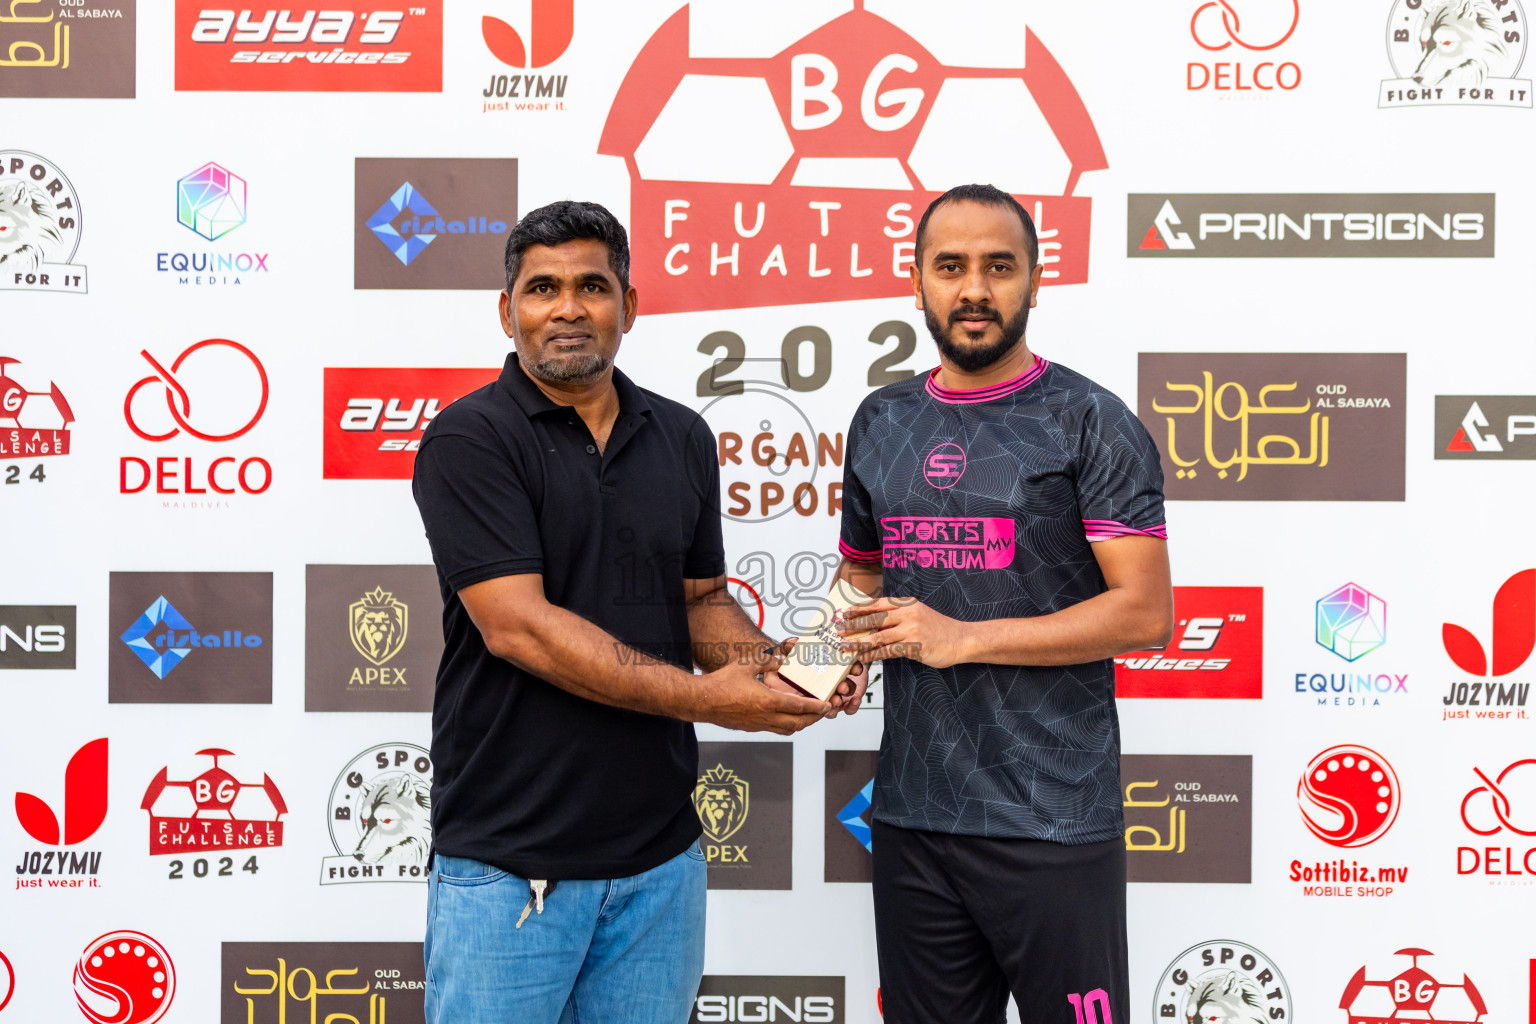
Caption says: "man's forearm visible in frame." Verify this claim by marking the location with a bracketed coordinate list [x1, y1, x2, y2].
[687, 583, 774, 671]
[484, 599, 705, 719]
[961, 587, 1172, 667]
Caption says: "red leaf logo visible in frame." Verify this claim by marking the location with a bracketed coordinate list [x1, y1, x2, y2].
[14, 738, 108, 846]
[482, 16, 527, 68]
[1443, 569, 1536, 677]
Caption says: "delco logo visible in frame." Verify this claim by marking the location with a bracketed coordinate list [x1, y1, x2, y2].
[322, 367, 498, 479]
[175, 2, 442, 92]
[598, 1, 1108, 313]
[1115, 586, 1263, 698]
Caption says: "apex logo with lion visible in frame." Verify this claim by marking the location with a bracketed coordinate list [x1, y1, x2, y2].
[1382, 0, 1532, 107]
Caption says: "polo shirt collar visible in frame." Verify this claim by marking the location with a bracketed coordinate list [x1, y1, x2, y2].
[498, 352, 653, 419]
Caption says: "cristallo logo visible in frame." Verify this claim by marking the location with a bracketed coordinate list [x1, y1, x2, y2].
[693, 764, 749, 844]
[599, 1, 1107, 313]
[482, 0, 573, 68]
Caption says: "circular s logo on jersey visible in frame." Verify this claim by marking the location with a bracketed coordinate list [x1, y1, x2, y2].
[922, 442, 966, 489]
[1298, 744, 1401, 847]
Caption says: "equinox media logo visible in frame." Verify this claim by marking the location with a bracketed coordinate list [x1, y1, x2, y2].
[177, 162, 245, 240]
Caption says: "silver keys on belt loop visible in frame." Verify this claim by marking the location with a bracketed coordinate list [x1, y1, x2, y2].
[515, 879, 550, 929]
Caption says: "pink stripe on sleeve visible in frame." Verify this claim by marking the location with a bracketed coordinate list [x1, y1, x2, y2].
[839, 538, 883, 563]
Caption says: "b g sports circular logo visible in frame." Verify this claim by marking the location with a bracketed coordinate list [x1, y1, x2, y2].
[0, 150, 88, 294]
[320, 743, 432, 885]
[1152, 940, 1291, 1024]
[1381, 0, 1532, 108]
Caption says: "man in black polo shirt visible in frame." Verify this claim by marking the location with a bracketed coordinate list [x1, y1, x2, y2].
[412, 201, 833, 1024]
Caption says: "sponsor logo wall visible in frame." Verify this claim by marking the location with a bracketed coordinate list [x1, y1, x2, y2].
[2, 1, 1531, 1021]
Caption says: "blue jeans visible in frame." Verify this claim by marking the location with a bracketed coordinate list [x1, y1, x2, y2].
[424, 843, 706, 1024]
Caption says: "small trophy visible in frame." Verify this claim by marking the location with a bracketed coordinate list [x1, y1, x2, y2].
[778, 578, 877, 701]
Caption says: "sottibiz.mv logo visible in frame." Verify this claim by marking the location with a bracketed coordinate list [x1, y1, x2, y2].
[599, 1, 1107, 313]
[1115, 586, 1262, 698]
[323, 367, 497, 479]
[75, 930, 175, 1024]
[1442, 568, 1533, 720]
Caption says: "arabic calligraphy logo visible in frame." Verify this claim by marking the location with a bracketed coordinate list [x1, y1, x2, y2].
[0, 1, 70, 71]
[1443, 568, 1536, 677]
[73, 931, 175, 1024]
[349, 587, 408, 667]
[1192, 0, 1301, 50]
[1123, 779, 1186, 853]
[692, 763, 750, 844]
[483, 0, 574, 68]
[124, 340, 270, 443]
[1151, 371, 1327, 481]
[1461, 759, 1536, 836]
[1340, 950, 1486, 1024]
[176, 162, 246, 242]
[1316, 583, 1387, 662]
[1298, 744, 1400, 848]
[922, 442, 966, 489]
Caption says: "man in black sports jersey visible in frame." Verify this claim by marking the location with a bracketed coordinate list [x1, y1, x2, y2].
[834, 184, 1174, 1024]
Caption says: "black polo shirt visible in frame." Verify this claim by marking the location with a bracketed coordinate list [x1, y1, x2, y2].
[411, 353, 723, 880]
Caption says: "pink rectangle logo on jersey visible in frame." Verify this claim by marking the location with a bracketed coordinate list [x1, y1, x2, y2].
[878, 517, 1015, 570]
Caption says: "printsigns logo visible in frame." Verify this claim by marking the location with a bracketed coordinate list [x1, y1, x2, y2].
[320, 744, 432, 885]
[322, 367, 500, 479]
[120, 341, 273, 501]
[691, 976, 843, 1024]
[1137, 353, 1407, 501]
[140, 749, 286, 858]
[1187, 0, 1302, 92]
[1340, 950, 1486, 1024]
[1298, 744, 1400, 848]
[1438, 397, 1536, 458]
[174, 3, 443, 92]
[1152, 941, 1291, 1024]
[693, 745, 792, 889]
[1382, 0, 1530, 108]
[74, 931, 174, 1024]
[353, 159, 515, 289]
[1318, 583, 1387, 661]
[0, 0, 135, 99]
[1128, 194, 1495, 257]
[109, 573, 273, 704]
[1, 356, 73, 486]
[824, 751, 877, 883]
[221, 942, 425, 1023]
[1442, 569, 1534, 720]
[178, 163, 246, 240]
[1115, 586, 1263, 698]
[14, 738, 107, 890]
[598, 1, 1108, 314]
[305, 565, 441, 712]
[0, 151, 87, 293]
[1458, 759, 1536, 879]
[1122, 755, 1251, 883]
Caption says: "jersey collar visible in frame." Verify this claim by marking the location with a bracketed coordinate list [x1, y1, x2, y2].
[925, 357, 1050, 405]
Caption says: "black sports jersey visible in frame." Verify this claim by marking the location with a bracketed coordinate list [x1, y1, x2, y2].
[839, 357, 1166, 842]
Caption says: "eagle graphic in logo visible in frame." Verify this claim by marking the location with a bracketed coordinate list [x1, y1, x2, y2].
[692, 764, 749, 843]
[349, 587, 408, 667]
